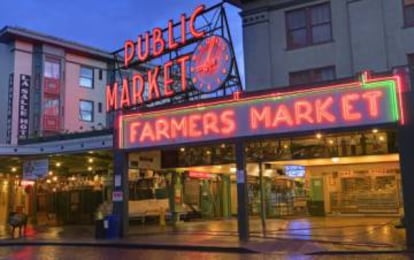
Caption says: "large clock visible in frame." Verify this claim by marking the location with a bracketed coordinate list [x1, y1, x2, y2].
[190, 35, 232, 93]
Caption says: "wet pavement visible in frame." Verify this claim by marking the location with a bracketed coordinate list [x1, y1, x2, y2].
[0, 216, 407, 257]
[0, 246, 412, 260]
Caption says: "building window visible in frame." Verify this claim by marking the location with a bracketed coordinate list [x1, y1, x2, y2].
[79, 66, 94, 88]
[404, 0, 414, 26]
[407, 54, 414, 86]
[289, 66, 336, 85]
[79, 100, 94, 122]
[286, 3, 332, 49]
[98, 102, 102, 113]
[44, 59, 60, 79]
[99, 69, 103, 80]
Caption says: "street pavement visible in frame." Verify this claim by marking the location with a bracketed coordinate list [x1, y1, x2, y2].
[0, 216, 407, 258]
[0, 247, 412, 260]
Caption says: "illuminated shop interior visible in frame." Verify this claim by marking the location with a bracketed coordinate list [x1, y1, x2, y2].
[0, 151, 113, 226]
[0, 126, 400, 227]
[125, 127, 401, 223]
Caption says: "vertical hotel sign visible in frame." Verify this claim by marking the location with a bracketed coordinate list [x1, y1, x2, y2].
[6, 73, 14, 143]
[18, 74, 30, 140]
[118, 72, 404, 149]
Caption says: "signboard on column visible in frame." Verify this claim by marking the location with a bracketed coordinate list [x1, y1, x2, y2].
[18, 74, 31, 140]
[6, 73, 14, 144]
[23, 159, 49, 180]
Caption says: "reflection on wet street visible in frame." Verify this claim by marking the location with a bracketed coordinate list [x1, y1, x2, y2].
[0, 216, 406, 257]
[0, 246, 407, 260]
[0, 246, 412, 260]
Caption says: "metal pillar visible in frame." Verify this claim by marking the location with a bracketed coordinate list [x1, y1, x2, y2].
[112, 110, 128, 238]
[258, 161, 266, 237]
[112, 150, 128, 237]
[235, 141, 249, 242]
[398, 88, 414, 248]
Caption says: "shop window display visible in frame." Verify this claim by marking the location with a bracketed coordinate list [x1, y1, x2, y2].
[329, 168, 401, 214]
[178, 144, 234, 167]
[35, 174, 107, 225]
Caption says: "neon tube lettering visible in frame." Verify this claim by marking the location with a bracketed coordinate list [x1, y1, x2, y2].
[315, 96, 335, 123]
[120, 79, 131, 108]
[203, 112, 220, 134]
[342, 93, 362, 121]
[147, 66, 161, 101]
[294, 100, 314, 125]
[272, 104, 294, 127]
[106, 83, 118, 111]
[220, 110, 236, 134]
[152, 27, 166, 57]
[362, 90, 383, 118]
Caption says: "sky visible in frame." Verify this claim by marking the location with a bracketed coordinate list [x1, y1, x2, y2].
[0, 0, 244, 81]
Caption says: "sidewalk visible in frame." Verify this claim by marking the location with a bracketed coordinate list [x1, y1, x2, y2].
[0, 216, 407, 255]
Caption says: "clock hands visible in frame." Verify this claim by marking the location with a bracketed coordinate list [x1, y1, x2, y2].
[195, 38, 218, 73]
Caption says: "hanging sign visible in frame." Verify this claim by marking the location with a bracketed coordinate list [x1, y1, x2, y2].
[23, 159, 49, 180]
[106, 5, 234, 111]
[236, 170, 245, 184]
[119, 72, 403, 149]
[18, 74, 31, 140]
[6, 73, 13, 144]
[112, 191, 123, 202]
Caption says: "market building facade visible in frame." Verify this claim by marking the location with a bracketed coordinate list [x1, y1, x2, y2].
[229, 0, 414, 245]
[0, 0, 413, 247]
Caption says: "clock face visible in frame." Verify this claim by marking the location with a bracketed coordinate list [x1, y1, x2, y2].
[190, 35, 232, 93]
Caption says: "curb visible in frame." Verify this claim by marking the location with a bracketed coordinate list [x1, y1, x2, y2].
[0, 240, 257, 254]
[307, 250, 412, 256]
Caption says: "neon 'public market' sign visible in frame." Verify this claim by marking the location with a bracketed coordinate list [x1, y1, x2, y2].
[118, 72, 403, 149]
[106, 5, 207, 112]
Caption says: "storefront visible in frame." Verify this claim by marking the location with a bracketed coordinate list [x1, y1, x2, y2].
[103, 3, 407, 241]
[111, 70, 405, 239]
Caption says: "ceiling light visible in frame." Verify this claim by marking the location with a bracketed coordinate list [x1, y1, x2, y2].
[379, 136, 385, 142]
[56, 162, 61, 167]
[11, 167, 16, 172]
[372, 128, 379, 134]
[48, 171, 53, 176]
[88, 166, 93, 171]
[180, 147, 185, 152]
[328, 140, 334, 145]
[88, 158, 94, 163]
[230, 167, 236, 173]
[316, 133, 322, 139]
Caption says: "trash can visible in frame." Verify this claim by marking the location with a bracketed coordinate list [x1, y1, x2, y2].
[95, 219, 105, 239]
[104, 215, 120, 239]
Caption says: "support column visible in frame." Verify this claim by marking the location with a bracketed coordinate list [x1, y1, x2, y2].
[113, 150, 128, 237]
[258, 161, 266, 236]
[112, 110, 128, 238]
[398, 88, 414, 248]
[235, 141, 249, 242]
